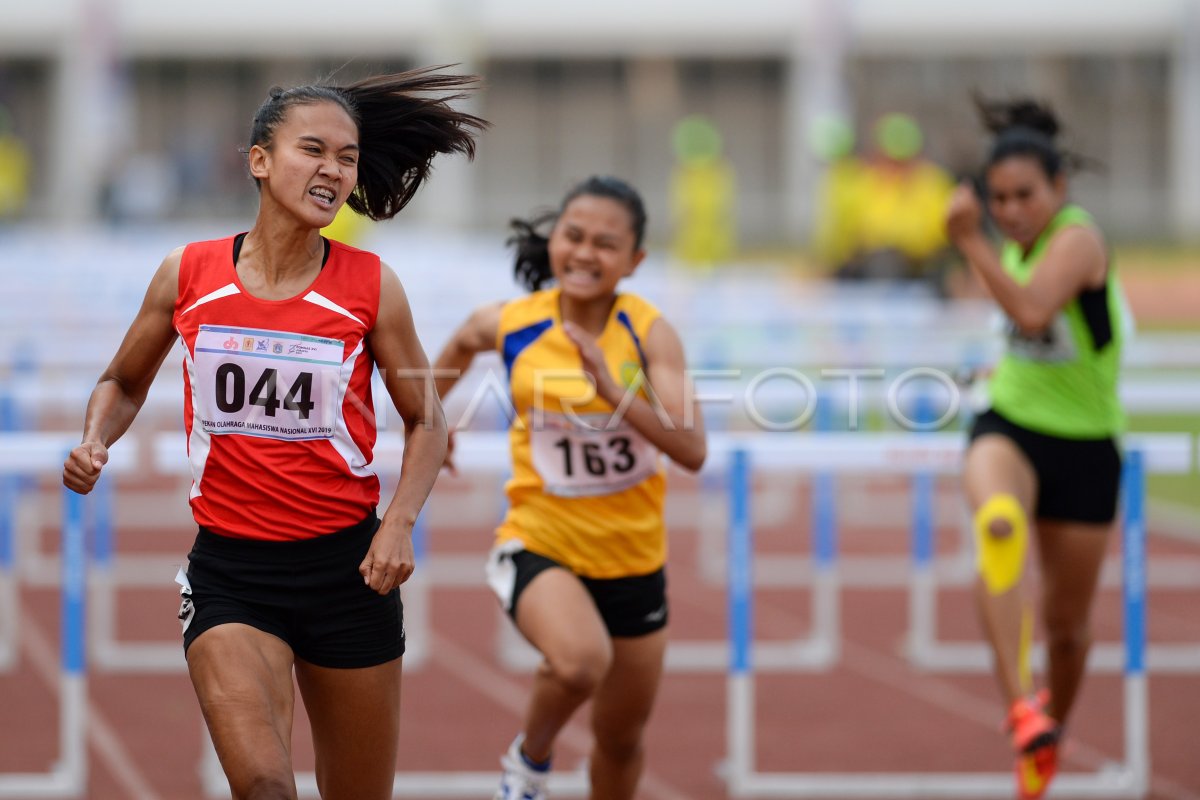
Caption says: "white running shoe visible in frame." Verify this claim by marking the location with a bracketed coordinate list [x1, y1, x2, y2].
[494, 734, 550, 800]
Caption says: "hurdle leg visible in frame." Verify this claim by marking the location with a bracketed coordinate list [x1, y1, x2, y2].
[0, 486, 88, 798]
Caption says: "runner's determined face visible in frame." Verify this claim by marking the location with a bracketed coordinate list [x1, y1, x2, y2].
[548, 194, 645, 303]
[252, 100, 360, 230]
[985, 155, 1066, 250]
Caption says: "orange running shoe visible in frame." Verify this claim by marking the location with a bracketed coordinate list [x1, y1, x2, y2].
[1005, 689, 1057, 753]
[1014, 738, 1060, 800]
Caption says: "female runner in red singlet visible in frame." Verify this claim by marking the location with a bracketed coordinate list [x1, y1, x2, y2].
[63, 68, 487, 800]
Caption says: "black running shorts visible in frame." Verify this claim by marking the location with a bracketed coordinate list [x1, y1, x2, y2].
[494, 548, 668, 638]
[179, 512, 405, 668]
[969, 408, 1121, 524]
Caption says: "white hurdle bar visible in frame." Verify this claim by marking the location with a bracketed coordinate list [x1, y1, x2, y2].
[723, 445, 1154, 799]
[0, 434, 133, 798]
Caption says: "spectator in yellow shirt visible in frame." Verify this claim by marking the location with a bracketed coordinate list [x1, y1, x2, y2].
[814, 113, 957, 294]
[0, 104, 31, 222]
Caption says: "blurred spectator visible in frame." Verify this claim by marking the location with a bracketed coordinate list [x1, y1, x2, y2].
[810, 112, 867, 271]
[669, 114, 736, 269]
[813, 112, 957, 295]
[0, 104, 32, 222]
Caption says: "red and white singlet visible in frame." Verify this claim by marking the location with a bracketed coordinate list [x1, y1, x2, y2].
[173, 235, 381, 541]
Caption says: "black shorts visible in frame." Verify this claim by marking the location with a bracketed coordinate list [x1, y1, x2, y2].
[969, 409, 1121, 524]
[495, 548, 667, 638]
[179, 512, 405, 668]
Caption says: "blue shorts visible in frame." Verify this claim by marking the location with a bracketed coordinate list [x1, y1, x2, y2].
[179, 512, 405, 668]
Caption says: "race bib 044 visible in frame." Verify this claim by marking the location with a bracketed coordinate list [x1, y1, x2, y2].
[530, 412, 659, 498]
[193, 325, 344, 441]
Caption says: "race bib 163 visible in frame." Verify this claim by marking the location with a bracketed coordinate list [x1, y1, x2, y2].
[530, 412, 659, 497]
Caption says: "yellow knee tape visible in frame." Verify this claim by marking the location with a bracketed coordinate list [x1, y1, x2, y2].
[974, 493, 1029, 596]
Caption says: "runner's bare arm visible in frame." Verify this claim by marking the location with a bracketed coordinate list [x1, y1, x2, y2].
[64, 248, 182, 494]
[947, 185, 1106, 332]
[432, 300, 504, 398]
[361, 262, 448, 592]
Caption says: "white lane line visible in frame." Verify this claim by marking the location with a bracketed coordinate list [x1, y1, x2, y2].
[22, 615, 161, 800]
[428, 632, 694, 800]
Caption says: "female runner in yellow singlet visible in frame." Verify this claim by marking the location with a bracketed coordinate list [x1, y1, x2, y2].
[435, 176, 707, 800]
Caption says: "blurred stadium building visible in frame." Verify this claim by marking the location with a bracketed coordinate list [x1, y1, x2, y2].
[1, 0, 1199, 245]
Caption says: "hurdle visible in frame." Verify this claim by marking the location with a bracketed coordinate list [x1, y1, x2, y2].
[698, 382, 1200, 594]
[147, 428, 837, 676]
[906, 432, 1198, 675]
[86, 475, 195, 673]
[81, 427, 496, 675]
[0, 471, 15, 672]
[692, 428, 1195, 677]
[0, 487, 88, 798]
[0, 434, 131, 798]
[724, 444, 1152, 798]
[0, 390, 21, 671]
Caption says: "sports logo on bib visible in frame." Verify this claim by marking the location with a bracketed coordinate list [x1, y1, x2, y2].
[194, 324, 344, 441]
[530, 412, 659, 497]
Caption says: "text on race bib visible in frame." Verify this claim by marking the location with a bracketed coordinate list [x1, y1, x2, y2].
[530, 412, 659, 497]
[193, 325, 345, 441]
[1005, 314, 1078, 363]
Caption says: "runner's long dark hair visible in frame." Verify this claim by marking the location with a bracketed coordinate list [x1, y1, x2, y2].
[247, 65, 489, 220]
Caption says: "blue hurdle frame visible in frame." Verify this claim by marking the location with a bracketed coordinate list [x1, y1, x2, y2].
[724, 447, 1151, 798]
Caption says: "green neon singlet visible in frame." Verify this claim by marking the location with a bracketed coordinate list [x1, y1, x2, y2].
[986, 204, 1127, 439]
